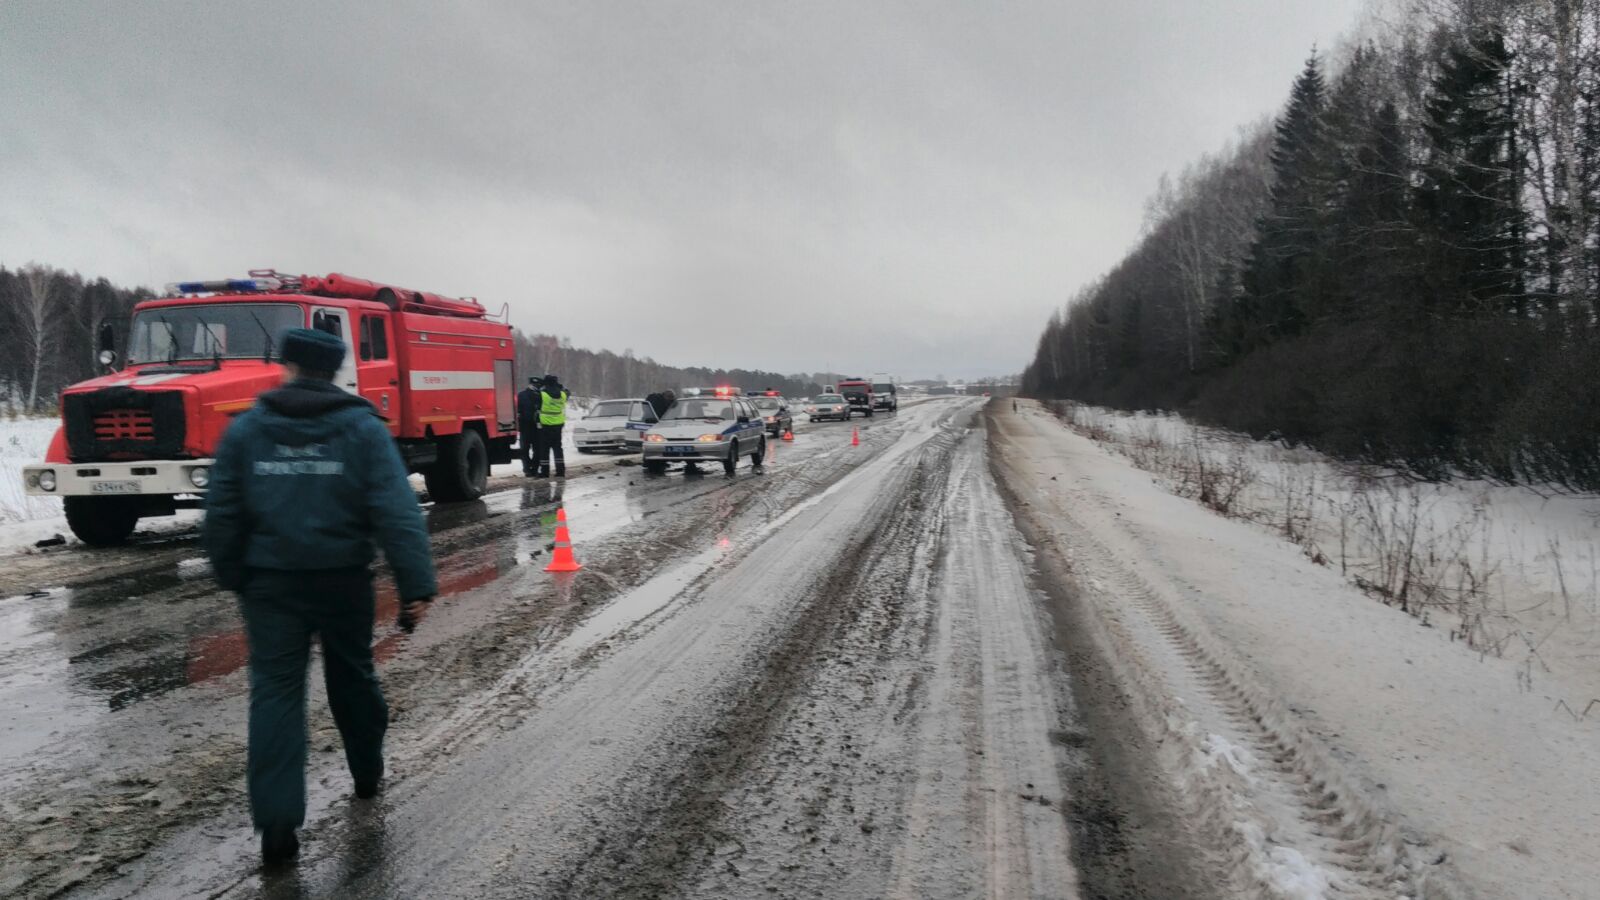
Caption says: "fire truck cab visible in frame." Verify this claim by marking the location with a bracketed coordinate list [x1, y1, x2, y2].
[22, 271, 519, 546]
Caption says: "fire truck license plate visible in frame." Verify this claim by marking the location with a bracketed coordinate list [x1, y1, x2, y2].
[92, 481, 142, 495]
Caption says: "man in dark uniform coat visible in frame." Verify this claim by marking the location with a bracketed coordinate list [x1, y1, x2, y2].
[516, 376, 543, 476]
[203, 328, 438, 867]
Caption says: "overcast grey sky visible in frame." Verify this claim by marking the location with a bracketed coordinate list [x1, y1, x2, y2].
[1, 1, 1365, 380]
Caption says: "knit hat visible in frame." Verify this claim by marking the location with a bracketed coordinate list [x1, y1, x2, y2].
[280, 328, 346, 373]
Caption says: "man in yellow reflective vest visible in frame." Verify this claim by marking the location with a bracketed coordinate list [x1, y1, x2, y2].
[534, 373, 569, 478]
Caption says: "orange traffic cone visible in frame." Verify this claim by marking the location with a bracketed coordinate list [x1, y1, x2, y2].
[545, 508, 583, 572]
[782, 428, 794, 442]
[851, 427, 860, 447]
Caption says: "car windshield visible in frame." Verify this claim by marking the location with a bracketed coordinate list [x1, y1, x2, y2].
[587, 401, 632, 418]
[664, 399, 736, 421]
[815, 395, 844, 403]
[873, 384, 893, 393]
[127, 303, 303, 364]
[752, 398, 782, 410]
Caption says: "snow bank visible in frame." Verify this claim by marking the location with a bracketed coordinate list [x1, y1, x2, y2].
[0, 418, 61, 526]
[1049, 402, 1600, 708]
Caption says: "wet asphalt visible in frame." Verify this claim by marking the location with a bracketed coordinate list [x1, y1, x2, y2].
[0, 399, 1115, 899]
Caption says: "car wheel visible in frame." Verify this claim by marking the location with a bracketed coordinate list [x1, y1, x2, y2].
[723, 440, 738, 475]
[643, 460, 667, 475]
[752, 436, 766, 467]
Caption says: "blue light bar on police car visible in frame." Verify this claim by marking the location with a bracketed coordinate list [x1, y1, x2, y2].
[164, 277, 283, 296]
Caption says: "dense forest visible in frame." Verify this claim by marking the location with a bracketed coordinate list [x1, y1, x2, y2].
[1021, 0, 1600, 490]
[0, 263, 833, 414]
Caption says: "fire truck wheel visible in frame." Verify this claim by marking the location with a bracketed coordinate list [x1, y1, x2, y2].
[426, 429, 489, 502]
[65, 496, 139, 547]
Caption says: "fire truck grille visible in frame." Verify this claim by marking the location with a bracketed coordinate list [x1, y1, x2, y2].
[93, 410, 156, 441]
[64, 388, 187, 462]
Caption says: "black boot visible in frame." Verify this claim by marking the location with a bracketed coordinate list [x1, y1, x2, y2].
[260, 825, 299, 867]
[354, 776, 381, 799]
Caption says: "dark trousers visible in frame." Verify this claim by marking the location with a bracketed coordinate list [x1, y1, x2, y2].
[518, 425, 540, 473]
[239, 567, 387, 829]
[536, 423, 565, 476]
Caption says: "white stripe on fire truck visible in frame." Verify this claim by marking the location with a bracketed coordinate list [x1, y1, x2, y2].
[408, 371, 496, 391]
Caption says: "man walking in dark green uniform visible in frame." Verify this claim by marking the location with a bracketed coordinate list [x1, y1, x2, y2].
[203, 328, 438, 868]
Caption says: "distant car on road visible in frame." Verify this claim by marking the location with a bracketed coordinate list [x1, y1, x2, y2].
[748, 394, 793, 437]
[641, 388, 767, 475]
[574, 398, 659, 453]
[806, 394, 849, 422]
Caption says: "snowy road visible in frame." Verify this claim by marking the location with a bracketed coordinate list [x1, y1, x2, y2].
[0, 399, 1102, 899]
[5, 397, 1586, 899]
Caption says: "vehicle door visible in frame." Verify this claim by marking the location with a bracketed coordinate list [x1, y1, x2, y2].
[738, 399, 762, 446]
[357, 313, 401, 435]
[629, 400, 657, 433]
[310, 306, 360, 394]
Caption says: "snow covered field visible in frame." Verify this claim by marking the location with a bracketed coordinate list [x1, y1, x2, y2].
[1050, 401, 1600, 712]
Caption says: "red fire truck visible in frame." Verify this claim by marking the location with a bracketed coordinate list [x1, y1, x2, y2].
[835, 378, 876, 418]
[21, 271, 519, 546]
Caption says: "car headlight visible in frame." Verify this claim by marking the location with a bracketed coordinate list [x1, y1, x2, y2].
[37, 469, 57, 492]
[644, 434, 665, 443]
[764, 416, 775, 423]
[698, 434, 722, 442]
[188, 466, 211, 488]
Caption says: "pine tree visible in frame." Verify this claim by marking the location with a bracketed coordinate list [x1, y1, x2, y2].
[1415, 24, 1526, 317]
[1232, 52, 1329, 355]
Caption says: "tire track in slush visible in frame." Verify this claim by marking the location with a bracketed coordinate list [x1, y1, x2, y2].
[674, 418, 1079, 899]
[885, 427, 1078, 900]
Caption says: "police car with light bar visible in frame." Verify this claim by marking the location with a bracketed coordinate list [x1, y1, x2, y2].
[640, 387, 767, 475]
